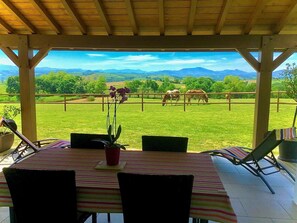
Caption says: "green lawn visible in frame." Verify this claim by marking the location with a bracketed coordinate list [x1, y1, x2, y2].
[1, 99, 295, 152]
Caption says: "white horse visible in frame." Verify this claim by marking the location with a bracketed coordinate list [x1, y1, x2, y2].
[162, 89, 180, 106]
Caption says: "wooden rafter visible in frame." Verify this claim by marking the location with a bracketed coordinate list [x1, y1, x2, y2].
[29, 0, 62, 34]
[243, 0, 265, 34]
[61, 0, 87, 35]
[93, 0, 112, 35]
[124, 0, 138, 35]
[187, 0, 198, 35]
[237, 48, 260, 72]
[1, 0, 37, 34]
[272, 48, 296, 70]
[0, 16, 13, 33]
[0, 47, 19, 67]
[274, 0, 297, 34]
[158, 0, 164, 35]
[215, 0, 232, 34]
[30, 47, 50, 69]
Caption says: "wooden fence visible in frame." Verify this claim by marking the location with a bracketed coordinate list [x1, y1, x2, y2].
[0, 91, 296, 112]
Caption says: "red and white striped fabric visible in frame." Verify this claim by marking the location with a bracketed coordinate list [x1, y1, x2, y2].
[276, 127, 296, 140]
[0, 148, 237, 223]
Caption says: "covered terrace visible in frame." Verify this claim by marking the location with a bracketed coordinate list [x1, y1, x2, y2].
[0, 1, 297, 148]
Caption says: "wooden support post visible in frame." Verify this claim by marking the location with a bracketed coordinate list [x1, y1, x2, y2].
[18, 35, 37, 141]
[252, 36, 274, 147]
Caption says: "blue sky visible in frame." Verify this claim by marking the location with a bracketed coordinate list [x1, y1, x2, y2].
[0, 50, 296, 72]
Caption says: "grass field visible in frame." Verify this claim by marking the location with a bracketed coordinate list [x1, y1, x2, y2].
[1, 98, 295, 153]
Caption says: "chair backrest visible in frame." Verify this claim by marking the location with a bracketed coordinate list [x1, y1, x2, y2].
[141, 135, 188, 152]
[244, 129, 281, 162]
[3, 168, 77, 223]
[117, 172, 193, 223]
[1, 118, 39, 152]
[70, 133, 111, 149]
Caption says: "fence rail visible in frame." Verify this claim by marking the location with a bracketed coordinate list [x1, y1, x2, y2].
[0, 91, 296, 112]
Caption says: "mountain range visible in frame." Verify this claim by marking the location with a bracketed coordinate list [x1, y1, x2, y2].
[0, 64, 283, 82]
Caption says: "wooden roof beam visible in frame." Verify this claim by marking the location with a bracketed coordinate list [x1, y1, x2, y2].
[29, 0, 62, 34]
[187, 0, 198, 35]
[61, 0, 87, 35]
[30, 47, 51, 69]
[0, 17, 13, 33]
[243, 0, 265, 34]
[215, 0, 232, 35]
[273, 0, 297, 34]
[237, 48, 260, 72]
[158, 0, 164, 35]
[124, 0, 138, 35]
[1, 0, 37, 34]
[93, 0, 112, 35]
[0, 47, 19, 67]
[272, 48, 296, 70]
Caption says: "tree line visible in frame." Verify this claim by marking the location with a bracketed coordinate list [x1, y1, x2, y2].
[5, 70, 289, 98]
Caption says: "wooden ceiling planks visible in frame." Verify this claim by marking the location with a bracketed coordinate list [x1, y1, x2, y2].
[0, 0, 297, 35]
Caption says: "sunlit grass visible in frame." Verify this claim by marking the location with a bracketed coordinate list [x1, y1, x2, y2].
[1, 98, 295, 153]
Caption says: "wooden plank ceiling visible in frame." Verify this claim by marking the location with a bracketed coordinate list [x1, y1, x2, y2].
[0, 0, 297, 36]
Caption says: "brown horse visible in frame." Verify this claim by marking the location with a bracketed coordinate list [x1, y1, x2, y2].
[162, 89, 180, 106]
[186, 89, 208, 105]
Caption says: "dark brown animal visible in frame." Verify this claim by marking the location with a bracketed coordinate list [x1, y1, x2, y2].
[186, 89, 208, 105]
[162, 89, 180, 106]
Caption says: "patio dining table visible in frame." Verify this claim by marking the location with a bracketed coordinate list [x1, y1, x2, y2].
[0, 148, 237, 223]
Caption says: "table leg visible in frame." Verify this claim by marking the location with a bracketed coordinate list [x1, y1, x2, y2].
[9, 207, 16, 223]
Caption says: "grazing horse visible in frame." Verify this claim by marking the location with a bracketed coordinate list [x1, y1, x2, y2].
[186, 89, 208, 105]
[162, 89, 180, 106]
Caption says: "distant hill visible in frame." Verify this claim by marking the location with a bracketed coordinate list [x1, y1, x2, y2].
[0, 64, 284, 82]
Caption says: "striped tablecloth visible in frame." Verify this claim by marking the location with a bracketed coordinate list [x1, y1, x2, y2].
[0, 148, 237, 223]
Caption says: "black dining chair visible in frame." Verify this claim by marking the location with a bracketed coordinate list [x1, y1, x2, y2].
[141, 135, 189, 152]
[70, 132, 111, 222]
[70, 133, 112, 149]
[117, 172, 194, 223]
[3, 168, 94, 223]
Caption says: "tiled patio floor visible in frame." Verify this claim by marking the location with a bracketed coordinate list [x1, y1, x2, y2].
[0, 155, 296, 223]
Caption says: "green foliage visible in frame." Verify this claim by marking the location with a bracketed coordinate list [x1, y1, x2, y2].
[184, 76, 215, 92]
[158, 77, 176, 92]
[280, 63, 297, 101]
[6, 76, 20, 94]
[125, 80, 142, 93]
[2, 105, 21, 119]
[141, 79, 159, 93]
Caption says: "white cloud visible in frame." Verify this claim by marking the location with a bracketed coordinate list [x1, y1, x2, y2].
[0, 56, 15, 65]
[122, 54, 158, 62]
[87, 53, 105, 57]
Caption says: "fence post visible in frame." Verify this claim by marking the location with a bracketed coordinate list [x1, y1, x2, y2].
[141, 92, 144, 112]
[102, 95, 105, 112]
[64, 95, 67, 111]
[277, 91, 280, 112]
[183, 92, 186, 112]
[228, 93, 231, 111]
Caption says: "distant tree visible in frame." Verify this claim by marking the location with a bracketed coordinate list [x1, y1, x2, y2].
[36, 71, 86, 94]
[210, 81, 225, 98]
[126, 80, 142, 93]
[93, 76, 107, 93]
[6, 76, 20, 94]
[183, 76, 215, 92]
[280, 63, 297, 101]
[158, 77, 175, 92]
[141, 79, 159, 93]
[223, 75, 247, 92]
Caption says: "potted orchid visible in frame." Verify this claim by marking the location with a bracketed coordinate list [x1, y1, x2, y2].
[101, 86, 130, 165]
